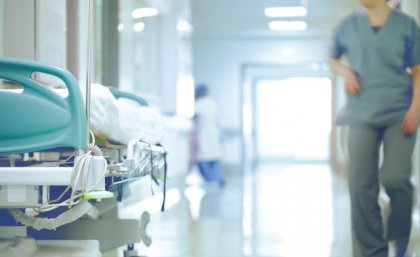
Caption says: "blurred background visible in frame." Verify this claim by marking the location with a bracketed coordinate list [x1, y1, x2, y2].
[1, 0, 419, 256]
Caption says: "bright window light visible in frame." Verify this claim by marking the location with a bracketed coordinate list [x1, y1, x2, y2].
[133, 22, 145, 32]
[132, 7, 159, 19]
[264, 6, 307, 17]
[177, 21, 192, 32]
[176, 75, 195, 118]
[268, 21, 307, 31]
[280, 48, 295, 58]
[256, 77, 331, 161]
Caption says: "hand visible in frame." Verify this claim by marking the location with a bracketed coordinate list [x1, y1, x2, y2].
[344, 71, 361, 95]
[402, 108, 419, 135]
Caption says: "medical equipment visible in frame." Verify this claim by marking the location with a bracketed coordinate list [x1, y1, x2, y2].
[0, 57, 168, 256]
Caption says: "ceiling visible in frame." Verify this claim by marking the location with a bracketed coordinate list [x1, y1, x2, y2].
[191, 0, 359, 38]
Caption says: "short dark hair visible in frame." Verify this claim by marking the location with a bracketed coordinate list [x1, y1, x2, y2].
[195, 84, 208, 99]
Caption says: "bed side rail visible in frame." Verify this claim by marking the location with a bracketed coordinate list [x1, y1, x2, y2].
[109, 87, 149, 107]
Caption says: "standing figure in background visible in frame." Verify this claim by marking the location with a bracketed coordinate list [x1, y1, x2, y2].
[329, 0, 420, 256]
[189, 84, 225, 187]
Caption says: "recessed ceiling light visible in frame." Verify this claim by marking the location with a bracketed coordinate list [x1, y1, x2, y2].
[118, 23, 124, 32]
[132, 7, 159, 19]
[268, 21, 307, 31]
[264, 7, 307, 17]
[133, 22, 145, 32]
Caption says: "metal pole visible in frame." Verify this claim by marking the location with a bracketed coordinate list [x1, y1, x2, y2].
[85, 0, 94, 149]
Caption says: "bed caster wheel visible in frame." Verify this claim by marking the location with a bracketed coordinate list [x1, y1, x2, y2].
[123, 244, 147, 257]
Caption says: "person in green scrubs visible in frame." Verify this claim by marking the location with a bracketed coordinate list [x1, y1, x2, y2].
[329, 0, 420, 256]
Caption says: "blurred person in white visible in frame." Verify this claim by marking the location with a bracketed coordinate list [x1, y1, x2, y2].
[189, 84, 225, 187]
[329, 0, 420, 256]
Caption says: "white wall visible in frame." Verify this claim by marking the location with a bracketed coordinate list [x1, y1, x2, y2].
[402, 0, 419, 23]
[3, 0, 36, 59]
[119, 0, 135, 93]
[161, 117, 192, 178]
[0, 1, 3, 56]
[2, 0, 67, 69]
[120, 0, 194, 117]
[193, 35, 332, 164]
[36, 0, 66, 68]
[402, 0, 420, 210]
[158, 13, 180, 114]
[75, 0, 89, 88]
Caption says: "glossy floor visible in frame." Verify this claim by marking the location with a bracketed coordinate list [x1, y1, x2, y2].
[111, 162, 420, 257]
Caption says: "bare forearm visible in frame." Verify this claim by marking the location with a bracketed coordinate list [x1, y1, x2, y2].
[329, 58, 353, 79]
[402, 65, 420, 135]
[329, 58, 361, 95]
[410, 65, 420, 115]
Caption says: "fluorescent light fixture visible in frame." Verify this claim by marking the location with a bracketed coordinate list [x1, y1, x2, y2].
[269, 21, 307, 31]
[177, 21, 192, 32]
[265, 6, 307, 17]
[132, 7, 159, 19]
[133, 22, 145, 32]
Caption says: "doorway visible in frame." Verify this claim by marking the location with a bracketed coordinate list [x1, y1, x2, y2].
[254, 77, 332, 163]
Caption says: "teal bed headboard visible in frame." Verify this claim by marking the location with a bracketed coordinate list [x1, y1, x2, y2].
[0, 58, 87, 154]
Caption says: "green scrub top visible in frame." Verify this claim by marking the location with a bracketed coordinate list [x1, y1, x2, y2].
[331, 9, 420, 126]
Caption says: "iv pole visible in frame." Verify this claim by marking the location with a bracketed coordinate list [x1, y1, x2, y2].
[85, 0, 93, 148]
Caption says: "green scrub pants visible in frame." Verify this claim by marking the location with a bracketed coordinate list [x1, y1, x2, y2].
[348, 121, 416, 257]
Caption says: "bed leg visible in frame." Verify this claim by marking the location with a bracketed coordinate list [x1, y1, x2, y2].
[123, 243, 146, 257]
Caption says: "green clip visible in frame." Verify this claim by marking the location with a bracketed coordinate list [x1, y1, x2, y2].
[83, 191, 114, 200]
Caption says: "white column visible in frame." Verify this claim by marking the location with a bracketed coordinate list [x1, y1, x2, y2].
[159, 13, 179, 114]
[35, 0, 67, 69]
[3, 0, 36, 59]
[119, 0, 135, 92]
[76, 0, 89, 91]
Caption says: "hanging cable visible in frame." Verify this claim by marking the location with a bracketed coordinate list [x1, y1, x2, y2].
[31, 144, 107, 213]
[156, 143, 167, 212]
[139, 141, 157, 197]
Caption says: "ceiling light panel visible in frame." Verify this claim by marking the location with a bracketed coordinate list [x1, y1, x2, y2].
[132, 7, 159, 18]
[264, 6, 307, 17]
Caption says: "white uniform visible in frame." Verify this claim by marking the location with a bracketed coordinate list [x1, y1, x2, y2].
[194, 96, 221, 161]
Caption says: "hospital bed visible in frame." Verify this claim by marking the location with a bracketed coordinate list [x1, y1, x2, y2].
[0, 57, 167, 257]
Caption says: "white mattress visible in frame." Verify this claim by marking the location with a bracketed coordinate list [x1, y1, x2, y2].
[89, 83, 165, 145]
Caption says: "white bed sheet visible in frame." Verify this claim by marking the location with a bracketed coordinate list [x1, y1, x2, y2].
[89, 83, 165, 145]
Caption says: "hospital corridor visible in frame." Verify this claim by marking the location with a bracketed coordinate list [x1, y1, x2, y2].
[1, 0, 420, 257]
[114, 142, 420, 257]
[126, 162, 353, 257]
